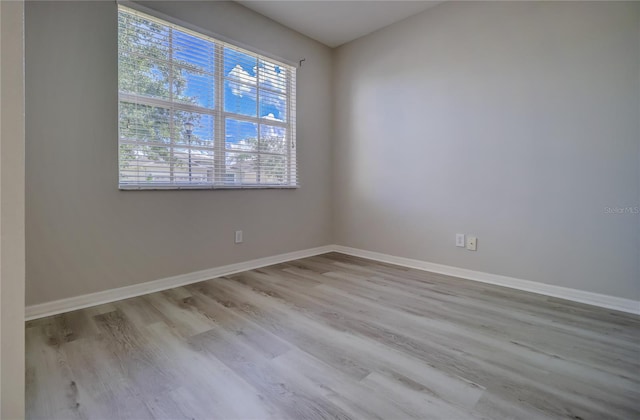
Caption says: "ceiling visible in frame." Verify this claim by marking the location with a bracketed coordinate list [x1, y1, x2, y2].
[236, 1, 443, 48]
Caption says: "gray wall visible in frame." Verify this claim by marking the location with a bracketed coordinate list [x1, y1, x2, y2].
[26, 1, 333, 305]
[333, 1, 640, 299]
[1, 1, 26, 416]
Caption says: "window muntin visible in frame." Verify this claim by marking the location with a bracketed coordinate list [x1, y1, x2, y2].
[118, 6, 297, 189]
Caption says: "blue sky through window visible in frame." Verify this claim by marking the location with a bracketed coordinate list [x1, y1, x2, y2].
[225, 119, 257, 150]
[179, 39, 287, 147]
[173, 30, 215, 109]
[130, 17, 288, 149]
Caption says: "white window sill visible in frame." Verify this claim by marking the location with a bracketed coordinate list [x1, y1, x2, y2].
[119, 184, 300, 191]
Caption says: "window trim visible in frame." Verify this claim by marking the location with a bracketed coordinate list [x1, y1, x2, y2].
[117, 3, 298, 190]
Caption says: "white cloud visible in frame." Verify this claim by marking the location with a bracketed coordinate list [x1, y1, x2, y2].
[262, 113, 283, 122]
[228, 64, 255, 84]
[227, 61, 288, 99]
[227, 64, 256, 97]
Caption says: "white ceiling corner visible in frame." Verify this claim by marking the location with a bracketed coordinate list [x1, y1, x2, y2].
[236, 0, 443, 48]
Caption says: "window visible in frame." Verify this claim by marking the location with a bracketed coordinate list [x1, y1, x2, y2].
[118, 6, 297, 189]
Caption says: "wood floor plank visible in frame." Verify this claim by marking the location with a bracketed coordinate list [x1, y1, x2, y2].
[226, 269, 618, 418]
[143, 321, 282, 420]
[189, 327, 352, 420]
[26, 252, 640, 419]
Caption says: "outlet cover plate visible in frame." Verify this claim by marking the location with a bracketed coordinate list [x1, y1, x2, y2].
[466, 236, 477, 251]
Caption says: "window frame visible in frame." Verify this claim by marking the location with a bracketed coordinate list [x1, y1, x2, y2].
[117, 4, 298, 190]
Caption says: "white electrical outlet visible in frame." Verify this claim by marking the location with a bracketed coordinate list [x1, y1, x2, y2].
[235, 230, 243, 244]
[466, 236, 477, 251]
[456, 234, 465, 247]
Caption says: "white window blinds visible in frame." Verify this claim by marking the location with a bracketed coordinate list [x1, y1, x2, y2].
[118, 5, 297, 189]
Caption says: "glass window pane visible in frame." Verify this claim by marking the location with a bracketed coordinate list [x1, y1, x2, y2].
[259, 154, 287, 184]
[259, 125, 287, 154]
[172, 147, 215, 184]
[224, 152, 258, 185]
[119, 144, 173, 184]
[119, 57, 171, 100]
[173, 66, 215, 109]
[174, 111, 214, 147]
[259, 90, 287, 122]
[223, 152, 287, 185]
[224, 47, 257, 117]
[119, 103, 173, 144]
[173, 30, 215, 74]
[224, 80, 257, 116]
[259, 59, 287, 93]
[118, 12, 170, 61]
[224, 47, 257, 84]
[225, 119, 257, 151]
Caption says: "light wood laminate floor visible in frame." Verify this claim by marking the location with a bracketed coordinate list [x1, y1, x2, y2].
[26, 253, 640, 419]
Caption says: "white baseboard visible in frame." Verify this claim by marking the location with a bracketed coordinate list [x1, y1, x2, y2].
[25, 245, 334, 321]
[26, 244, 640, 320]
[332, 245, 640, 316]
